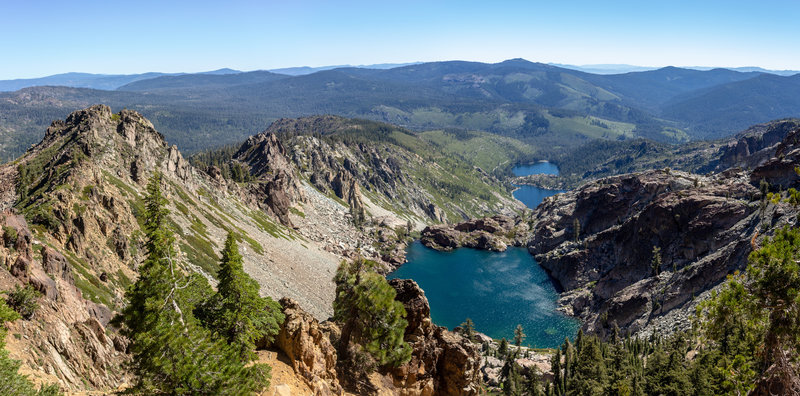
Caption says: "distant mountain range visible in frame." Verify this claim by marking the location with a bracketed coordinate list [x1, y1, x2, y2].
[4, 61, 794, 92]
[551, 63, 800, 76]
[0, 64, 422, 92]
[1, 58, 799, 162]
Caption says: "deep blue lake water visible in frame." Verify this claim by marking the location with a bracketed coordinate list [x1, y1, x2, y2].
[511, 162, 565, 209]
[389, 160, 578, 348]
[389, 242, 580, 348]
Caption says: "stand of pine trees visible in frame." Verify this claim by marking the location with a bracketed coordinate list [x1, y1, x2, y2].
[497, 226, 800, 396]
[118, 173, 283, 395]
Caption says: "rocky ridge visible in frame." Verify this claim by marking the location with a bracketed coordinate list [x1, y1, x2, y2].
[0, 106, 351, 391]
[0, 106, 498, 393]
[265, 115, 524, 224]
[528, 122, 800, 336]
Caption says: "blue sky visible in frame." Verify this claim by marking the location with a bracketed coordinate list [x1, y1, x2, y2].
[1, 0, 798, 79]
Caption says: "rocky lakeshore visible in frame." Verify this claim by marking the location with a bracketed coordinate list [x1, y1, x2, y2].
[419, 215, 531, 252]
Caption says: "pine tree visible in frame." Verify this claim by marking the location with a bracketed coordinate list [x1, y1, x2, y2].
[502, 352, 522, 396]
[551, 349, 562, 395]
[121, 173, 269, 394]
[202, 232, 284, 360]
[499, 337, 510, 358]
[333, 258, 411, 367]
[514, 324, 526, 348]
[524, 367, 543, 396]
[651, 246, 662, 277]
[461, 318, 475, 341]
[571, 337, 608, 396]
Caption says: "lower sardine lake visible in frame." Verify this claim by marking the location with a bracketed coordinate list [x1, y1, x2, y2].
[389, 241, 580, 348]
[389, 161, 578, 348]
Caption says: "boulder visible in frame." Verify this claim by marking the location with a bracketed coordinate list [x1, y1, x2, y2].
[42, 246, 74, 284]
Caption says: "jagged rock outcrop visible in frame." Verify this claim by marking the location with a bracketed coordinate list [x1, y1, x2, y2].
[0, 212, 127, 389]
[751, 127, 800, 189]
[387, 279, 481, 396]
[528, 168, 763, 334]
[716, 119, 800, 171]
[274, 298, 343, 396]
[268, 115, 522, 224]
[420, 215, 529, 251]
[236, 132, 305, 226]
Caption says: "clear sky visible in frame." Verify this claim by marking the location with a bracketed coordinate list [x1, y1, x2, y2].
[1, 0, 799, 79]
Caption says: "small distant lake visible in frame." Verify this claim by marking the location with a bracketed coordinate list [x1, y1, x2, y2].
[389, 242, 580, 348]
[512, 161, 560, 177]
[511, 162, 565, 209]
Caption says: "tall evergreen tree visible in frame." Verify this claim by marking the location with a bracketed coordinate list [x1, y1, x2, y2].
[502, 352, 522, 396]
[461, 318, 475, 341]
[570, 338, 608, 396]
[514, 324, 526, 348]
[121, 173, 269, 394]
[202, 232, 284, 360]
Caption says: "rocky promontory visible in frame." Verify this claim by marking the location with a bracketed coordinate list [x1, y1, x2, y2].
[420, 215, 530, 251]
[271, 280, 482, 395]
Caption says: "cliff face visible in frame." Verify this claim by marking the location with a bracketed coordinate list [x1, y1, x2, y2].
[235, 132, 305, 226]
[716, 119, 800, 171]
[528, 124, 800, 335]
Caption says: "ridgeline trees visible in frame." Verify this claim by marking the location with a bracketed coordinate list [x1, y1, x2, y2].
[333, 258, 411, 368]
[120, 173, 271, 394]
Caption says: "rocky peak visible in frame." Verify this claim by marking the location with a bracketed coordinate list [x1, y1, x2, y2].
[235, 131, 304, 226]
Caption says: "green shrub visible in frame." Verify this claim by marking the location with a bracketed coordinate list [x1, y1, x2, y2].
[6, 285, 40, 320]
[2, 226, 18, 248]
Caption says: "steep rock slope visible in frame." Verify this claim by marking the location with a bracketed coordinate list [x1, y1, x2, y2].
[0, 105, 348, 391]
[528, 124, 800, 335]
[262, 115, 523, 224]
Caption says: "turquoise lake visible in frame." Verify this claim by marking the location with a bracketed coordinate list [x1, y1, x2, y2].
[389, 242, 579, 348]
[388, 161, 579, 348]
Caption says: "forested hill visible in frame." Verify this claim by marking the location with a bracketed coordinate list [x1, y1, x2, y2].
[2, 59, 800, 163]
